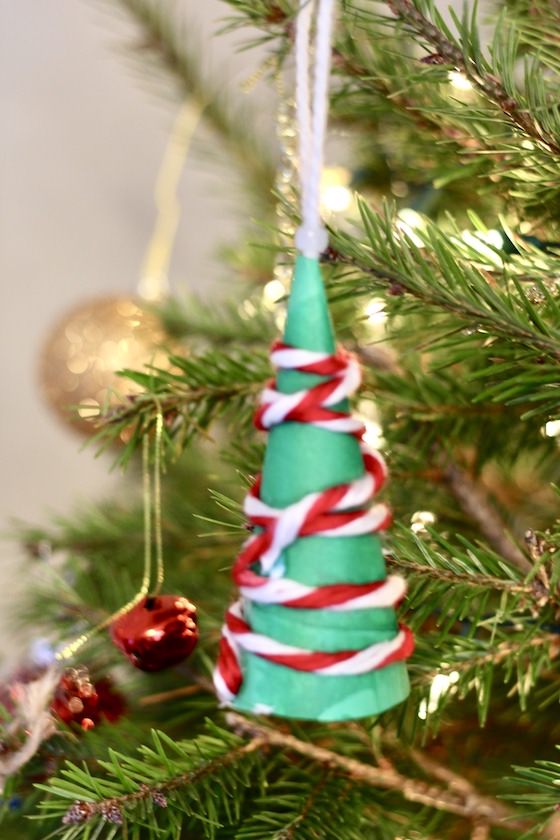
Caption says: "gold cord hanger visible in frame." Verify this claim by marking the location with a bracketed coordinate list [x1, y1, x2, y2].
[56, 410, 165, 661]
[56, 99, 203, 661]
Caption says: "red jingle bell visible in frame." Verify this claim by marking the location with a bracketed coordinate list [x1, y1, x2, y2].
[110, 595, 198, 671]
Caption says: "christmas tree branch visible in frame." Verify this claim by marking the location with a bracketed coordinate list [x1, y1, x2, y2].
[225, 1, 560, 213]
[511, 750, 560, 838]
[383, 731, 498, 840]
[330, 234, 560, 360]
[272, 770, 335, 839]
[407, 741, 482, 797]
[95, 348, 269, 460]
[105, 0, 276, 203]
[415, 632, 559, 691]
[355, 342, 536, 576]
[37, 726, 265, 834]
[331, 41, 486, 154]
[383, 0, 560, 157]
[156, 294, 276, 347]
[234, 768, 375, 839]
[225, 713, 526, 832]
[386, 554, 534, 596]
[57, 737, 263, 827]
[101, 380, 260, 437]
[471, 822, 490, 840]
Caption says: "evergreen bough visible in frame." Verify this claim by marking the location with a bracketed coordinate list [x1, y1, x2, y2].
[6, 0, 560, 837]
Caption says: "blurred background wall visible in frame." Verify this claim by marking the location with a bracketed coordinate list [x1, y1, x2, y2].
[0, 0, 266, 655]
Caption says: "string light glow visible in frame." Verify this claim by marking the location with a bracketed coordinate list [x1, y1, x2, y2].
[544, 420, 560, 437]
[418, 670, 460, 719]
[396, 208, 425, 247]
[448, 71, 472, 91]
[239, 300, 257, 320]
[320, 166, 353, 213]
[364, 297, 387, 326]
[262, 279, 287, 307]
[358, 401, 385, 450]
[459, 229, 504, 266]
[362, 418, 384, 450]
[391, 180, 409, 198]
[411, 510, 436, 534]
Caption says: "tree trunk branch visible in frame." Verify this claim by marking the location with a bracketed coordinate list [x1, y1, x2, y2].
[225, 713, 528, 833]
[439, 458, 532, 575]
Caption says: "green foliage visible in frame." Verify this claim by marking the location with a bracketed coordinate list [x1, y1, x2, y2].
[234, 771, 367, 840]
[510, 748, 560, 830]
[334, 199, 560, 360]
[9, 0, 560, 838]
[225, 0, 560, 220]
[35, 724, 262, 839]
[392, 525, 534, 631]
[155, 295, 276, 347]
[95, 347, 270, 465]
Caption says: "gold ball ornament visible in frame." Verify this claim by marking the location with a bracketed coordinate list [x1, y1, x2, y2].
[39, 296, 175, 434]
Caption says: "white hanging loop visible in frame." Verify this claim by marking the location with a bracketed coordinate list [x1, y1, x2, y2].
[295, 0, 335, 259]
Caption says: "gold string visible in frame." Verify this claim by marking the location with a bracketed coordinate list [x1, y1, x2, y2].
[56, 101, 199, 661]
[152, 410, 165, 595]
[141, 430, 154, 599]
[56, 420, 163, 661]
[240, 54, 278, 94]
[137, 100, 203, 302]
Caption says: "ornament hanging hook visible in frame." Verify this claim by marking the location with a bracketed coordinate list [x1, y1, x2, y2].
[294, 0, 336, 258]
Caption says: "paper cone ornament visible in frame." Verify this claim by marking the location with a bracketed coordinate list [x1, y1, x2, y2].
[214, 255, 412, 721]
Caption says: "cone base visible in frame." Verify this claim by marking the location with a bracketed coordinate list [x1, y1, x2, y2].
[230, 654, 410, 722]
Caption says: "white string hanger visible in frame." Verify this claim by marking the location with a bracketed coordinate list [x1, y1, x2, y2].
[294, 0, 336, 259]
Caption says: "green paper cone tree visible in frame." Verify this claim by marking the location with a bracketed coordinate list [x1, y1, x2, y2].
[232, 255, 410, 721]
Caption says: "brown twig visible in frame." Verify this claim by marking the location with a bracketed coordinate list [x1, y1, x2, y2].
[543, 811, 560, 840]
[471, 821, 491, 840]
[225, 713, 527, 832]
[407, 742, 493, 799]
[439, 458, 533, 575]
[363, 726, 490, 801]
[386, 554, 533, 594]
[139, 684, 205, 706]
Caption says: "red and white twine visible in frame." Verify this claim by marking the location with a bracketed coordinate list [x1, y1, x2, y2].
[213, 342, 413, 704]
